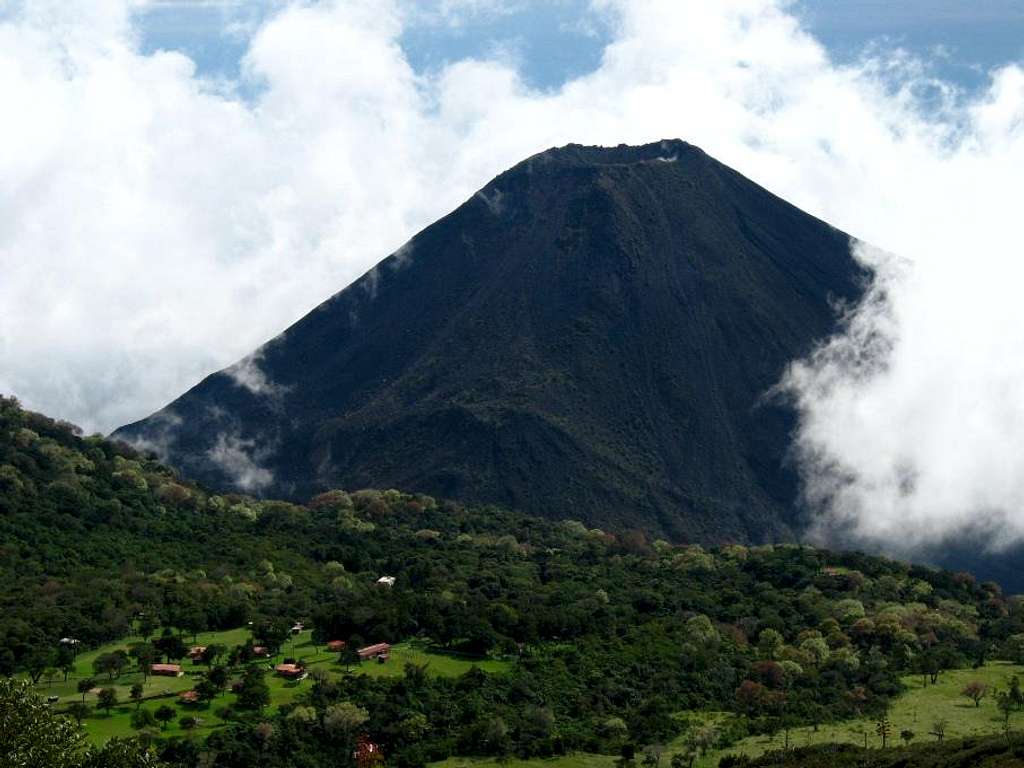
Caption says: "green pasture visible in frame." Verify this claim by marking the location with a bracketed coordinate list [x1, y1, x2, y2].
[436, 662, 1024, 768]
[23, 626, 510, 743]
[711, 661, 1024, 764]
[41, 630, 1022, 760]
[438, 758, 617, 768]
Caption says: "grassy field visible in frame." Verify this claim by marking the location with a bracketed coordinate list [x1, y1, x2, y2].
[32, 634, 1024, 759]
[435, 662, 1024, 768]
[24, 626, 510, 743]
[711, 661, 1024, 764]
[439, 758, 618, 768]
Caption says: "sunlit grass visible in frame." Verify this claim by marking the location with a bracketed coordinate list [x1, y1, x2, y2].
[710, 661, 1024, 764]
[23, 627, 511, 744]
[433, 662, 1024, 768]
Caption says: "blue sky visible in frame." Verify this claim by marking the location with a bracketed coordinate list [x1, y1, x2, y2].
[135, 1, 1024, 94]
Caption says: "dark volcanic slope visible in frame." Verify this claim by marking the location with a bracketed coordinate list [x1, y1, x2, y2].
[115, 140, 865, 543]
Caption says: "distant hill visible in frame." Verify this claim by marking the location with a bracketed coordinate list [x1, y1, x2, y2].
[114, 139, 866, 543]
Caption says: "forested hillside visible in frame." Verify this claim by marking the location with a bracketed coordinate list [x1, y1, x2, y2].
[4, 395, 1024, 767]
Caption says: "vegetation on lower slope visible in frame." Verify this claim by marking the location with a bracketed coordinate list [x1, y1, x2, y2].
[5, 395, 1024, 767]
[27, 625, 507, 745]
[730, 736, 1024, 768]
[435, 660, 1024, 767]
[0, 677, 160, 768]
[717, 662, 1024, 760]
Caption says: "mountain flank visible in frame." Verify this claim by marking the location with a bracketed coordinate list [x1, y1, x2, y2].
[114, 139, 867, 543]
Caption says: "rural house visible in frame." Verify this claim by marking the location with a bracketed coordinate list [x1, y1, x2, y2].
[178, 690, 200, 704]
[275, 662, 306, 680]
[151, 663, 183, 677]
[357, 642, 391, 661]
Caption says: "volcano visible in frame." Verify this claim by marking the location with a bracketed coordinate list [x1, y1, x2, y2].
[115, 140, 866, 543]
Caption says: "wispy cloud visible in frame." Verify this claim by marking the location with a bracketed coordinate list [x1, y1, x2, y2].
[224, 347, 288, 400]
[207, 431, 274, 492]
[138, 1, 252, 8]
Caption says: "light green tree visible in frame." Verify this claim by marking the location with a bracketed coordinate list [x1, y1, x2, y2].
[758, 629, 785, 660]
[799, 636, 830, 666]
[0, 678, 84, 768]
[684, 615, 719, 647]
[324, 701, 369, 741]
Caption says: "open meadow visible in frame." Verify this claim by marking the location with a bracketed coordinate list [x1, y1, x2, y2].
[28, 629, 1024, 758]
[22, 626, 510, 743]
[435, 662, 1024, 768]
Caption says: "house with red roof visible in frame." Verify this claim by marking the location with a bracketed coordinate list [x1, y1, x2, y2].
[357, 643, 391, 661]
[178, 690, 200, 704]
[275, 663, 306, 680]
[150, 663, 183, 677]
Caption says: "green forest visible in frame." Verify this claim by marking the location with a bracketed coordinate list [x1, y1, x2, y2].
[5, 394, 1024, 767]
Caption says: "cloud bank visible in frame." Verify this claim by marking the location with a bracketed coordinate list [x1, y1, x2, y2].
[1, 0, 1023, 547]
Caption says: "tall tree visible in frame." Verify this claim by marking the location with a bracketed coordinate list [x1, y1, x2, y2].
[77, 678, 96, 703]
[199, 645, 225, 668]
[97, 688, 118, 715]
[235, 667, 270, 712]
[154, 705, 176, 731]
[130, 683, 145, 709]
[153, 630, 186, 664]
[24, 647, 55, 685]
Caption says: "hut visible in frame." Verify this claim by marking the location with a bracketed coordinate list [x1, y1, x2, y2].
[275, 663, 306, 680]
[150, 663, 183, 677]
[357, 643, 391, 661]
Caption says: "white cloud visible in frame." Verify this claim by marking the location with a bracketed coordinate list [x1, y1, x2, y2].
[115, 407, 182, 462]
[142, 1, 249, 6]
[224, 348, 287, 399]
[1, 0, 1024, 548]
[207, 431, 274, 491]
